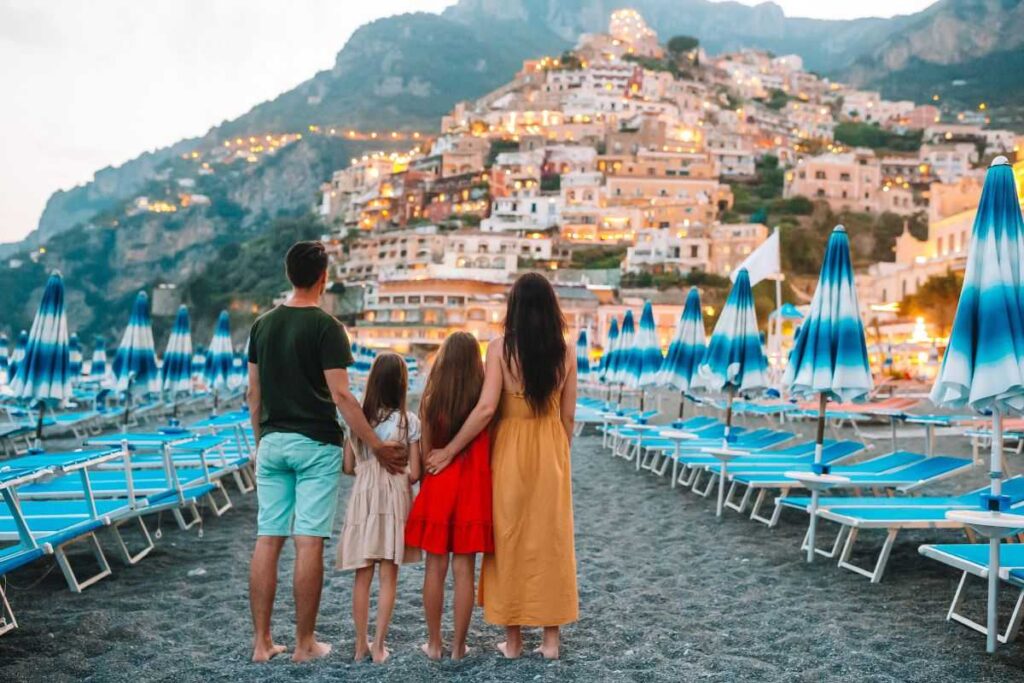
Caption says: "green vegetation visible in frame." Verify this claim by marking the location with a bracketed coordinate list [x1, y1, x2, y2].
[570, 247, 627, 270]
[901, 270, 963, 337]
[667, 36, 700, 54]
[763, 88, 791, 111]
[833, 122, 922, 153]
[486, 139, 520, 167]
[540, 174, 561, 192]
[622, 54, 679, 76]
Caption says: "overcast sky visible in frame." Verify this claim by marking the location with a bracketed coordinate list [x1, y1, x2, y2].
[0, 0, 937, 243]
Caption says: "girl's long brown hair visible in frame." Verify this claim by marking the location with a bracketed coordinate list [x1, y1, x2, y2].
[421, 331, 485, 450]
[360, 352, 409, 442]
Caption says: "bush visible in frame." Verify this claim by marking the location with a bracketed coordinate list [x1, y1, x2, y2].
[667, 36, 699, 54]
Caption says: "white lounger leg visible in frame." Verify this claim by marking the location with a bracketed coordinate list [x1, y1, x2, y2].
[947, 572, 1024, 644]
[206, 483, 233, 517]
[53, 533, 113, 593]
[173, 503, 203, 532]
[799, 523, 849, 560]
[109, 517, 154, 565]
[724, 482, 753, 514]
[0, 583, 17, 636]
[836, 527, 897, 583]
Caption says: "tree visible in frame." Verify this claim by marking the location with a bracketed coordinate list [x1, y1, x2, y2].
[901, 271, 963, 337]
[667, 36, 699, 54]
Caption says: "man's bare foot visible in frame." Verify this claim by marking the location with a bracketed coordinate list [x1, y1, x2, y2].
[251, 642, 287, 662]
[292, 640, 332, 662]
[533, 644, 560, 660]
[370, 643, 390, 664]
[420, 642, 443, 660]
[451, 644, 472, 661]
[497, 641, 522, 659]
[353, 638, 371, 662]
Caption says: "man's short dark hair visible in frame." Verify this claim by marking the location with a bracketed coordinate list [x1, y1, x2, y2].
[285, 241, 329, 289]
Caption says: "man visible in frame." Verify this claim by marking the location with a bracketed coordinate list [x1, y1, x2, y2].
[247, 240, 406, 663]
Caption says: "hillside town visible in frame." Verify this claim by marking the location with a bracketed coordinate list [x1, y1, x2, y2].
[125, 9, 1024, 370]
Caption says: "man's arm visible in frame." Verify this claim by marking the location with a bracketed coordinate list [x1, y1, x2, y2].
[324, 368, 407, 474]
[246, 362, 261, 446]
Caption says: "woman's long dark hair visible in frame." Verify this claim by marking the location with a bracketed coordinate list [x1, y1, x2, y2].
[503, 272, 567, 414]
[361, 352, 409, 442]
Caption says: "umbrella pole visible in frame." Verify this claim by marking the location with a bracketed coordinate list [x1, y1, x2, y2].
[717, 386, 736, 518]
[987, 408, 1003, 653]
[678, 391, 685, 421]
[33, 400, 45, 452]
[640, 389, 645, 413]
[807, 392, 827, 563]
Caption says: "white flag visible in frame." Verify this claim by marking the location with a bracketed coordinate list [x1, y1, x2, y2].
[730, 228, 780, 287]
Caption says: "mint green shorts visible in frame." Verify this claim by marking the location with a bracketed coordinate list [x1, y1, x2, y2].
[256, 432, 342, 538]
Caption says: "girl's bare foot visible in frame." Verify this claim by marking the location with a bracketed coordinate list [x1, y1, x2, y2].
[497, 641, 522, 659]
[420, 642, 443, 660]
[533, 644, 560, 660]
[251, 642, 287, 662]
[371, 643, 390, 664]
[292, 640, 332, 662]
[353, 638, 371, 662]
[452, 644, 472, 661]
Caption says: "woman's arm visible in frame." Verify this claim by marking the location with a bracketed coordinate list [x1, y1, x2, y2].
[425, 341, 503, 474]
[342, 439, 356, 476]
[408, 441, 422, 483]
[559, 354, 578, 449]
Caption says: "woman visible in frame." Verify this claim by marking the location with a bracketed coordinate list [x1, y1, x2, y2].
[425, 272, 578, 659]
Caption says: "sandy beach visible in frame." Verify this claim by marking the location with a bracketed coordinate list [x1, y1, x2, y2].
[2, 415, 1024, 681]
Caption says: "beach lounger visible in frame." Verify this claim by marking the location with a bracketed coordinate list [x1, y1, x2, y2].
[0, 543, 46, 635]
[920, 543, 1024, 644]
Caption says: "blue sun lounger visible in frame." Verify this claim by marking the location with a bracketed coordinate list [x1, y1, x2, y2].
[919, 543, 1024, 644]
[637, 429, 796, 471]
[778, 477, 1024, 583]
[735, 452, 966, 526]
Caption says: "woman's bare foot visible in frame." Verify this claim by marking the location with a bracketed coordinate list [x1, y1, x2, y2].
[251, 642, 287, 662]
[533, 644, 560, 660]
[292, 640, 332, 662]
[497, 641, 522, 659]
[353, 638, 371, 662]
[420, 642, 443, 660]
[370, 643, 390, 664]
[452, 644, 472, 661]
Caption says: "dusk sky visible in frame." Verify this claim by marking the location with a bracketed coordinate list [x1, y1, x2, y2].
[0, 0, 937, 243]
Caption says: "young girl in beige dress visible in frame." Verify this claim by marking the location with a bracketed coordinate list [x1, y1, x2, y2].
[336, 353, 421, 663]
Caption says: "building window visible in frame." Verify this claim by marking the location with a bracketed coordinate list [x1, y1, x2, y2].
[814, 170, 826, 180]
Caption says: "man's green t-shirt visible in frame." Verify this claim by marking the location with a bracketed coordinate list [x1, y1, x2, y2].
[248, 305, 354, 446]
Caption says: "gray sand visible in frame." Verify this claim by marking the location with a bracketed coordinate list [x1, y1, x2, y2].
[2, 418, 1023, 681]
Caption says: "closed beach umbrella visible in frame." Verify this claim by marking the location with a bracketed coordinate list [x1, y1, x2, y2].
[9, 330, 27, 384]
[771, 302, 804, 322]
[659, 287, 707, 419]
[113, 292, 160, 396]
[930, 157, 1024, 653]
[90, 336, 109, 381]
[600, 317, 619, 380]
[576, 328, 591, 379]
[229, 353, 248, 390]
[612, 310, 636, 387]
[11, 272, 71, 403]
[630, 300, 665, 410]
[161, 305, 193, 395]
[205, 310, 234, 391]
[191, 344, 207, 382]
[68, 333, 83, 382]
[0, 333, 8, 385]
[784, 225, 873, 562]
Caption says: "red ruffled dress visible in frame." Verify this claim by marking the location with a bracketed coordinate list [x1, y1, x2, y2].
[405, 430, 494, 554]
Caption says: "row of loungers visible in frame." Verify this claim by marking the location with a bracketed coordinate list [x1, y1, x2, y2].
[0, 411, 255, 636]
[579, 397, 1024, 645]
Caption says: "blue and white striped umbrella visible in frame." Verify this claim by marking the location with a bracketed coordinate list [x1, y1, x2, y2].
[659, 287, 707, 392]
[161, 305, 194, 395]
[68, 333, 83, 382]
[600, 317, 619, 380]
[697, 268, 768, 396]
[611, 310, 636, 386]
[785, 225, 872, 403]
[229, 353, 248, 389]
[89, 336, 109, 381]
[11, 272, 71, 401]
[113, 291, 161, 395]
[0, 333, 8, 385]
[929, 157, 1024, 652]
[191, 344, 207, 381]
[576, 329, 592, 379]
[204, 311, 234, 391]
[783, 225, 872, 562]
[9, 330, 27, 384]
[630, 301, 664, 388]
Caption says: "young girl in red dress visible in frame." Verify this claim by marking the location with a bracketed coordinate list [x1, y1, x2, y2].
[405, 331, 493, 661]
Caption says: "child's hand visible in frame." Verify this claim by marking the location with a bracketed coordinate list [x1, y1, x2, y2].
[425, 447, 455, 475]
